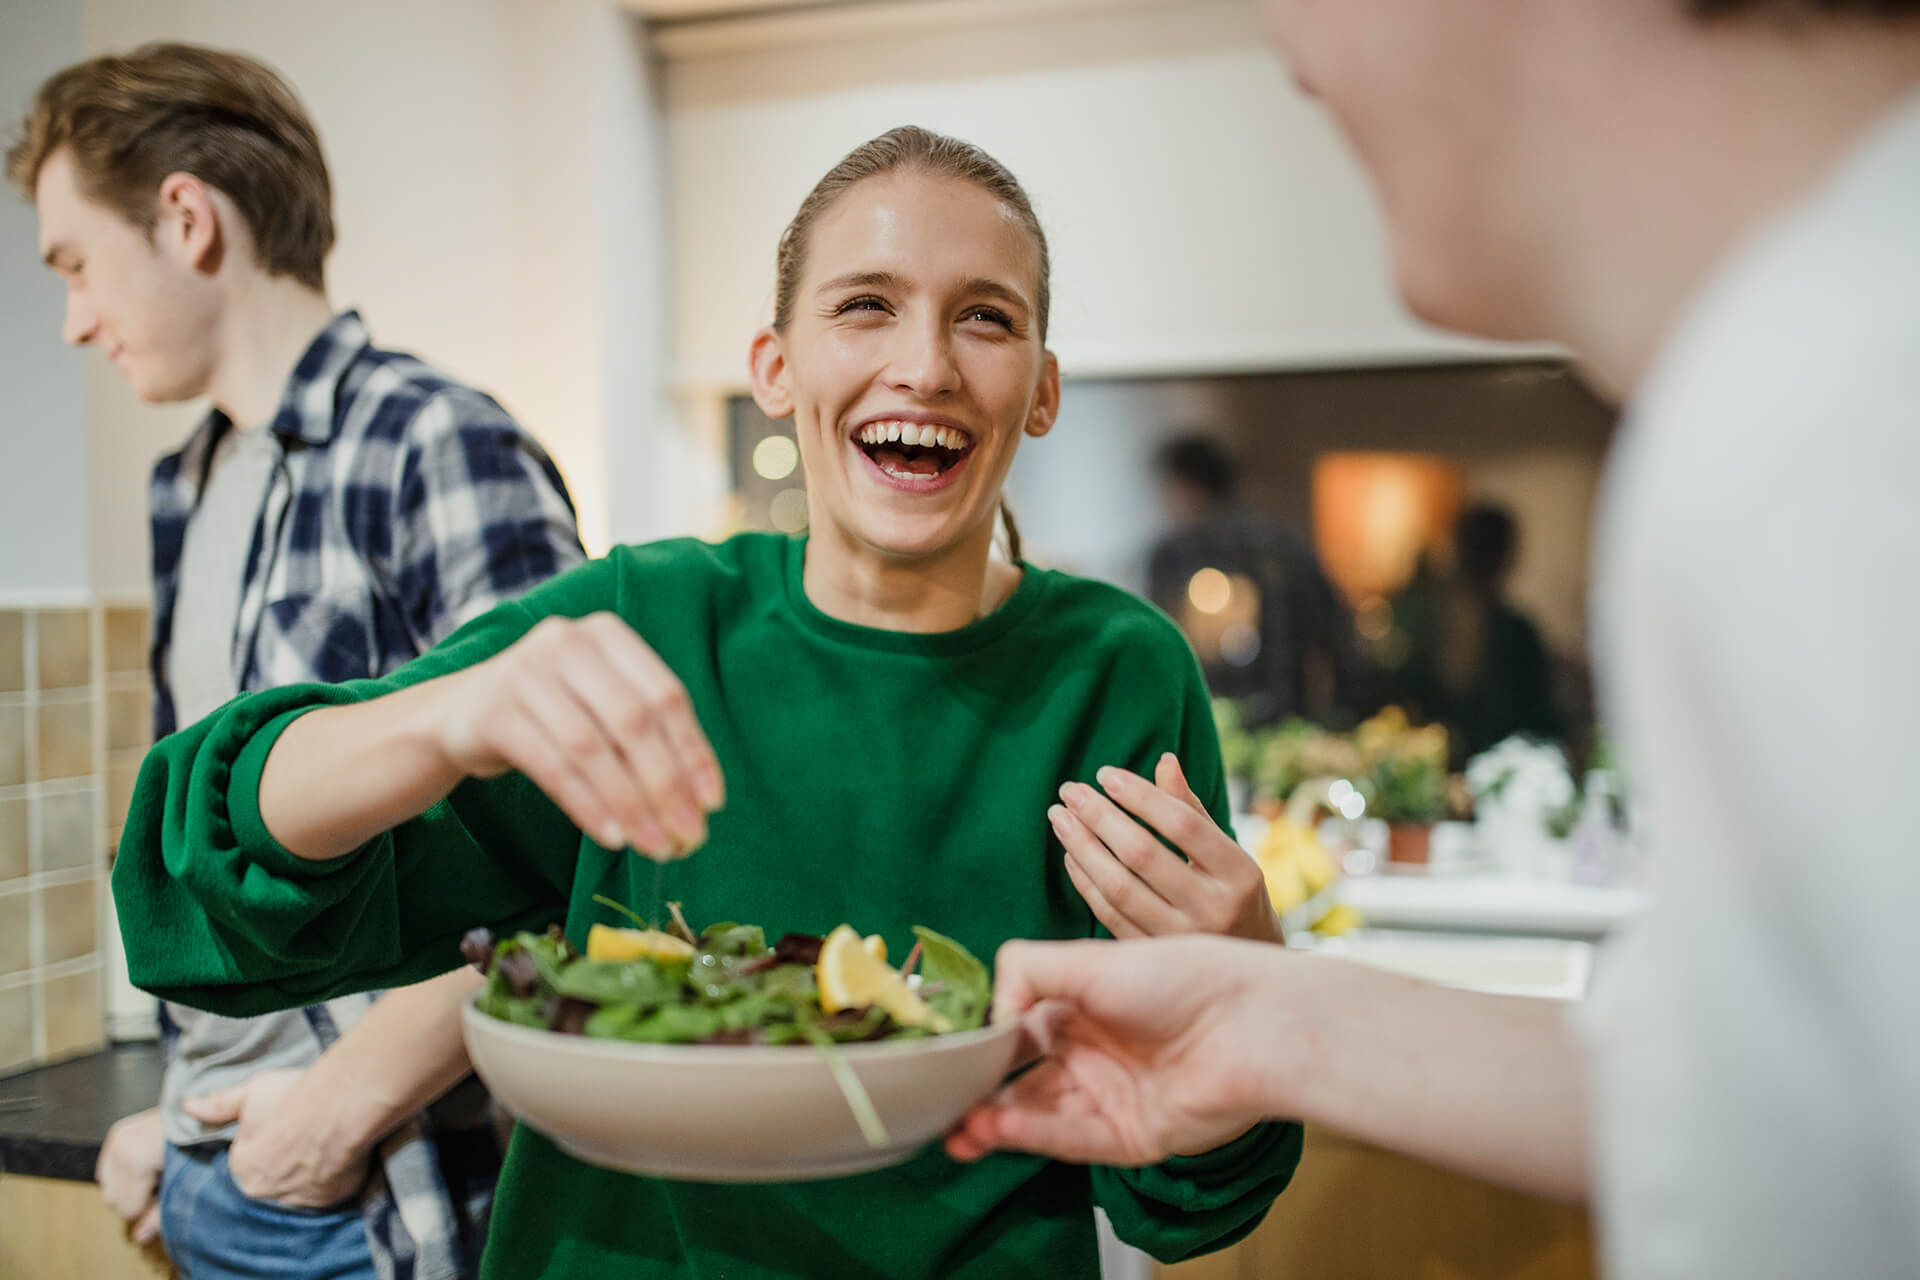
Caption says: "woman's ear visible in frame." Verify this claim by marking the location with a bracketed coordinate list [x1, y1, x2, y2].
[748, 327, 795, 419]
[1025, 350, 1062, 439]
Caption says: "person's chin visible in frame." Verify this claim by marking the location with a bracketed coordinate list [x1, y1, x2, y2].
[1392, 238, 1542, 346]
[127, 371, 198, 406]
[858, 516, 965, 564]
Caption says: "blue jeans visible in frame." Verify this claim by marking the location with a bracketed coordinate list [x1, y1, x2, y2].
[160, 1143, 375, 1280]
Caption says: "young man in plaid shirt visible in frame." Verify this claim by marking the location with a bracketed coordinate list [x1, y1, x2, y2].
[10, 43, 585, 1280]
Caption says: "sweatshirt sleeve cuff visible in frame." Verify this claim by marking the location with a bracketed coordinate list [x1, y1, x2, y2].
[1134, 1120, 1303, 1204]
[227, 706, 375, 879]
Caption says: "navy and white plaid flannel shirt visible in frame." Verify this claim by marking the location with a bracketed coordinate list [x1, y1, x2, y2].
[147, 311, 586, 1280]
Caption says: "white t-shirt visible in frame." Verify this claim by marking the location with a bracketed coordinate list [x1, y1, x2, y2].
[167, 424, 278, 725]
[161, 422, 316, 1147]
[1581, 90, 1920, 1277]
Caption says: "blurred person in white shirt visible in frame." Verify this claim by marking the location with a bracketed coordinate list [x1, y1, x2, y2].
[951, 2, 1920, 1276]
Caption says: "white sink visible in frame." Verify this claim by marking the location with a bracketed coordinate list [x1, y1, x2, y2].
[1296, 929, 1592, 1000]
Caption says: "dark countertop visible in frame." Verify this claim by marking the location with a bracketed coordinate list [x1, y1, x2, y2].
[0, 1043, 163, 1181]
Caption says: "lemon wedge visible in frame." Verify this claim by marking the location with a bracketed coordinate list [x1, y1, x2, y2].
[816, 924, 948, 1031]
[585, 923, 696, 963]
[863, 933, 887, 963]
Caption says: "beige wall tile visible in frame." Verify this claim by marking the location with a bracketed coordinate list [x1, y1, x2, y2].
[36, 788, 96, 875]
[40, 879, 96, 966]
[0, 984, 32, 1073]
[34, 700, 95, 783]
[0, 612, 22, 694]
[104, 607, 151, 676]
[0, 891, 28, 976]
[106, 757, 140, 841]
[107, 685, 152, 753]
[42, 970, 104, 1062]
[0, 796, 25, 883]
[33, 611, 92, 693]
[0, 704, 23, 789]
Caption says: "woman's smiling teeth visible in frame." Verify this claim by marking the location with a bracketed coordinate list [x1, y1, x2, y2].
[852, 420, 975, 481]
[854, 421, 972, 450]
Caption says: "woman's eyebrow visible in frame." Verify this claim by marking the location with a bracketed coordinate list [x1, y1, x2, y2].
[958, 278, 1031, 312]
[815, 270, 907, 294]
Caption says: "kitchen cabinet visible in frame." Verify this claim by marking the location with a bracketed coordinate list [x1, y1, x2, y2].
[0, 1172, 174, 1278]
[1161, 1127, 1595, 1280]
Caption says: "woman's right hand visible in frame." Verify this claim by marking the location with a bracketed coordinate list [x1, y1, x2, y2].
[437, 612, 724, 861]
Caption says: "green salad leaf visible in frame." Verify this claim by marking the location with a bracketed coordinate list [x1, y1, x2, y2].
[698, 923, 767, 958]
[477, 989, 551, 1029]
[911, 926, 991, 1032]
[553, 958, 683, 1007]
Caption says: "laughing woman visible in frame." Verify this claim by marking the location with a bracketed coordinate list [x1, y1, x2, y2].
[113, 127, 1299, 1279]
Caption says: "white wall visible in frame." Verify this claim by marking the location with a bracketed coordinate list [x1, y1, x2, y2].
[0, 0, 90, 599]
[661, 0, 1538, 393]
[584, 8, 714, 549]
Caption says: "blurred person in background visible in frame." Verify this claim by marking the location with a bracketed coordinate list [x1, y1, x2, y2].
[9, 43, 584, 1280]
[1385, 501, 1562, 762]
[1147, 433, 1349, 725]
[953, 1, 1920, 1276]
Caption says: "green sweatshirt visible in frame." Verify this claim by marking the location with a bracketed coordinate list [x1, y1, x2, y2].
[115, 533, 1300, 1279]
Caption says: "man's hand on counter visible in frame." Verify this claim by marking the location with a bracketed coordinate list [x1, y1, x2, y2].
[96, 1107, 166, 1245]
[184, 1068, 371, 1209]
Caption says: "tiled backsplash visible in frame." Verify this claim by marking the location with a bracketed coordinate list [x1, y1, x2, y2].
[0, 602, 151, 1075]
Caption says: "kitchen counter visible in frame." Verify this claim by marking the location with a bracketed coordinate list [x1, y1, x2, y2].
[0, 1043, 163, 1181]
[1336, 873, 1644, 940]
[1295, 928, 1593, 999]
[1235, 813, 1645, 942]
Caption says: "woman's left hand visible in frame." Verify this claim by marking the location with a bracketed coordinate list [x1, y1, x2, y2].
[1053, 753, 1283, 945]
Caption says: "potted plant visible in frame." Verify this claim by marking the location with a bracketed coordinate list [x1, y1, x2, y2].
[1465, 736, 1580, 878]
[1249, 718, 1367, 817]
[1354, 707, 1449, 865]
